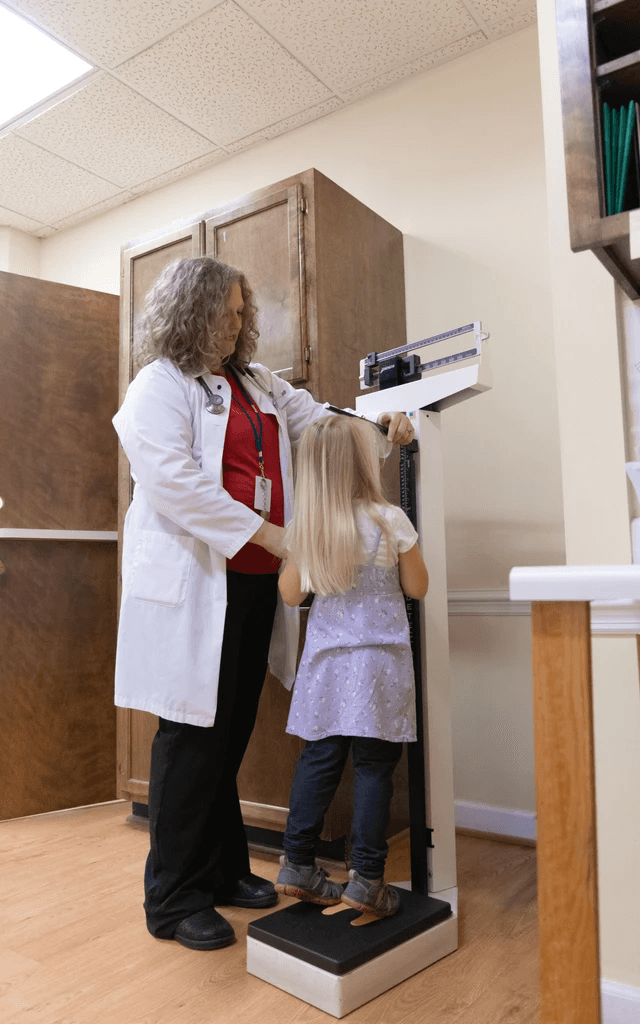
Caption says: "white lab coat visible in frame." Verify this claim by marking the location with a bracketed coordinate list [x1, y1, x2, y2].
[113, 358, 343, 727]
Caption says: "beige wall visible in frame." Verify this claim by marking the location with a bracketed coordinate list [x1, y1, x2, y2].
[450, 614, 535, 812]
[0, 226, 40, 277]
[537, 0, 640, 990]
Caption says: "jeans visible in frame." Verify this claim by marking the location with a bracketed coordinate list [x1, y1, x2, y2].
[143, 570, 278, 938]
[283, 735, 403, 879]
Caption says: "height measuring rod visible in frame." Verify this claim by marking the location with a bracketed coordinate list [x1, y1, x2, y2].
[356, 321, 491, 901]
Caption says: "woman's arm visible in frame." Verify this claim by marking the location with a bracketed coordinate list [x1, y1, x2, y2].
[251, 520, 287, 559]
[398, 543, 429, 600]
[278, 560, 308, 606]
[252, 364, 414, 447]
[114, 363, 264, 559]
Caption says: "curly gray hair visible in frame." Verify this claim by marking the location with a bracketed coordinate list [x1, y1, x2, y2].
[137, 256, 259, 374]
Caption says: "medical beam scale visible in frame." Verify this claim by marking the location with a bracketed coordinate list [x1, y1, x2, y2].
[247, 323, 491, 1018]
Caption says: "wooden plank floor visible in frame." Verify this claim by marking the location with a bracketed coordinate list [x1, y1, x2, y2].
[0, 801, 538, 1023]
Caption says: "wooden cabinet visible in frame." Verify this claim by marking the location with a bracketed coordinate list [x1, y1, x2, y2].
[116, 168, 409, 850]
[0, 272, 119, 820]
[206, 184, 308, 383]
[557, 0, 640, 296]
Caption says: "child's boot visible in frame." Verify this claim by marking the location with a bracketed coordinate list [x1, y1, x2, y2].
[275, 856, 343, 905]
[341, 869, 400, 917]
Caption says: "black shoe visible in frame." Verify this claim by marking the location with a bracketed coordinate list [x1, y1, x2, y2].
[172, 909, 235, 950]
[217, 872, 278, 909]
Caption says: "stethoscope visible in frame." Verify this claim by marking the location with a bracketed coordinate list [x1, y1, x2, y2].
[196, 375, 225, 413]
[196, 368, 278, 415]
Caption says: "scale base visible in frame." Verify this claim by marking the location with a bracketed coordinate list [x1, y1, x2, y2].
[247, 886, 458, 1018]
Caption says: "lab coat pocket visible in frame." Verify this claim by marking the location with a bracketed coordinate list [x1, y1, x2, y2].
[130, 531, 196, 606]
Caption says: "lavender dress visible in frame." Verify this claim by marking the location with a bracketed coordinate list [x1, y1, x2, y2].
[286, 522, 417, 744]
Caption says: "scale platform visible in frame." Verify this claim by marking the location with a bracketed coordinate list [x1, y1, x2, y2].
[247, 886, 458, 1018]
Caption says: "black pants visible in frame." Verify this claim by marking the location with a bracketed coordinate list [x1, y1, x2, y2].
[143, 570, 279, 938]
[283, 735, 403, 879]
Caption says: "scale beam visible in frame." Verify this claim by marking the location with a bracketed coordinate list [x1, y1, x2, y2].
[358, 320, 491, 415]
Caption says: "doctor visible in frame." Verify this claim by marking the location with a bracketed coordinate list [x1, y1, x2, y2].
[113, 255, 414, 951]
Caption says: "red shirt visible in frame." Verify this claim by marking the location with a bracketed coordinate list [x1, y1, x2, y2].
[223, 369, 284, 574]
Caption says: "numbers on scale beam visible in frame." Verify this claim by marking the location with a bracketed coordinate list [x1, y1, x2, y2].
[418, 346, 478, 374]
[377, 323, 476, 362]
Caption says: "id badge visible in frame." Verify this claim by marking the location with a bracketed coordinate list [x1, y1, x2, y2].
[254, 475, 272, 514]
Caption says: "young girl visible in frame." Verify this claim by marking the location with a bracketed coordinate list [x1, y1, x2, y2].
[274, 414, 429, 918]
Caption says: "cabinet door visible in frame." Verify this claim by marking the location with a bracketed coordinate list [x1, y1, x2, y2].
[120, 220, 204, 395]
[117, 221, 203, 803]
[0, 271, 119, 819]
[236, 612, 306, 834]
[205, 185, 308, 383]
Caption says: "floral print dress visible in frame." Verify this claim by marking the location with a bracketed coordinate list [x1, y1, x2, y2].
[286, 508, 417, 743]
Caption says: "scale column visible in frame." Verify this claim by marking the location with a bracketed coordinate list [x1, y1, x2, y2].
[409, 408, 457, 896]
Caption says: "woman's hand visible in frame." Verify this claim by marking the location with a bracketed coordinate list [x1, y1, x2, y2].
[376, 411, 414, 445]
[251, 520, 287, 559]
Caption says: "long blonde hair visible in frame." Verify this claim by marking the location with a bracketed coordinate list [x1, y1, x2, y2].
[288, 415, 391, 595]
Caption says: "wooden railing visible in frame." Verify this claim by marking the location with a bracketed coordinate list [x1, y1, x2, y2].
[509, 565, 640, 1024]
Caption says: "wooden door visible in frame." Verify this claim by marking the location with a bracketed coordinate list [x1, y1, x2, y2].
[0, 271, 119, 819]
[120, 218, 204, 398]
[117, 220, 204, 803]
[205, 185, 308, 383]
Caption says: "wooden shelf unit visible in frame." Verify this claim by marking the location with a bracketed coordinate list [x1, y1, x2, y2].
[557, 0, 640, 296]
[593, 0, 640, 60]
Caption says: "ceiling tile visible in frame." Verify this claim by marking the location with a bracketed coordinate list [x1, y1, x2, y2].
[2, 0, 223, 68]
[341, 30, 487, 101]
[0, 205, 48, 233]
[485, 7, 536, 37]
[239, 0, 478, 91]
[116, 0, 333, 145]
[47, 190, 136, 233]
[226, 97, 343, 153]
[465, 0, 533, 23]
[128, 150, 229, 195]
[15, 74, 218, 188]
[0, 135, 122, 224]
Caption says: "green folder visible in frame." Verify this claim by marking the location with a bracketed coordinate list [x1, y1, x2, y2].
[612, 105, 620, 212]
[616, 105, 625, 207]
[616, 100, 636, 214]
[603, 102, 612, 214]
[610, 104, 618, 212]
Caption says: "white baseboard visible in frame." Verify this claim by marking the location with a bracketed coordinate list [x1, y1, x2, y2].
[602, 980, 640, 1024]
[454, 799, 537, 842]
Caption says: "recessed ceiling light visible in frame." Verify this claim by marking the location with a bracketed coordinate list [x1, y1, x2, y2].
[0, 3, 93, 128]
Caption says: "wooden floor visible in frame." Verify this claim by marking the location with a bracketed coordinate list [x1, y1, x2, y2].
[0, 801, 538, 1023]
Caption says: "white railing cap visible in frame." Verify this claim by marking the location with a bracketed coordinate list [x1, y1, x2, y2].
[509, 565, 640, 602]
